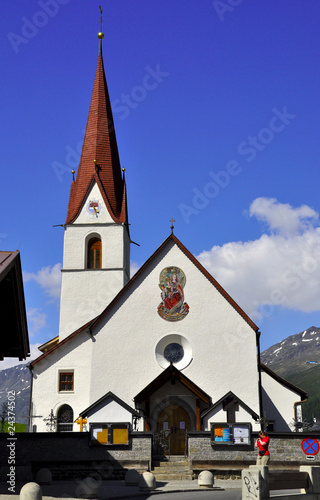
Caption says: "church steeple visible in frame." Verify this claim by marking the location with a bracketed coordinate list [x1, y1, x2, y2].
[59, 31, 130, 341]
[66, 33, 127, 225]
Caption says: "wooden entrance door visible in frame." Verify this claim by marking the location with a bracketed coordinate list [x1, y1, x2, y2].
[157, 405, 190, 455]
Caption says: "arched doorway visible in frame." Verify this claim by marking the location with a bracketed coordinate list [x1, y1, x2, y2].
[157, 404, 190, 455]
[57, 404, 73, 432]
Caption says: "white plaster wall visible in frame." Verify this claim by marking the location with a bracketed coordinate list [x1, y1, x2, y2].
[59, 183, 130, 339]
[59, 269, 125, 339]
[86, 400, 133, 425]
[62, 224, 127, 270]
[261, 369, 301, 431]
[88, 241, 261, 424]
[32, 331, 93, 432]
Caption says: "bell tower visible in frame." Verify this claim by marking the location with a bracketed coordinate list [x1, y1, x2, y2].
[59, 32, 130, 341]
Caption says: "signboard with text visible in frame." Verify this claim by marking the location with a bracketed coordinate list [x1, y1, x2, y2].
[211, 423, 251, 446]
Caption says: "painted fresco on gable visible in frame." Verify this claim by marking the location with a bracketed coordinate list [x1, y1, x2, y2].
[87, 199, 101, 217]
[158, 267, 189, 321]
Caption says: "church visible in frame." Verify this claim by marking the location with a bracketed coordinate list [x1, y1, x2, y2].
[30, 31, 307, 454]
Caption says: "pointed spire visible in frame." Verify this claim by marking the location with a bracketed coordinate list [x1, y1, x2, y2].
[65, 32, 127, 225]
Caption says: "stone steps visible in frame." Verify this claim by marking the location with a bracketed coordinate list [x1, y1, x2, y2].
[152, 457, 194, 481]
[154, 473, 194, 481]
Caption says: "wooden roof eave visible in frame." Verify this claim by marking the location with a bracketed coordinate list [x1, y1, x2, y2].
[134, 364, 211, 405]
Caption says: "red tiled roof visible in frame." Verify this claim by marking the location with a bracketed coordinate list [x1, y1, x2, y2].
[66, 43, 126, 224]
[31, 233, 258, 366]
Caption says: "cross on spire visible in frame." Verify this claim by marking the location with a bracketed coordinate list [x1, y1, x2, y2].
[99, 5, 104, 33]
[170, 218, 175, 234]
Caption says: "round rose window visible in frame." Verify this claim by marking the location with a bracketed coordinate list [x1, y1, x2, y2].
[164, 343, 184, 363]
[155, 334, 192, 370]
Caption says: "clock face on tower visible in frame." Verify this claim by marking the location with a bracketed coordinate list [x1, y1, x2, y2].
[87, 199, 101, 217]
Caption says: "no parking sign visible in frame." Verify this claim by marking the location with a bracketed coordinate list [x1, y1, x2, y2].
[301, 438, 320, 456]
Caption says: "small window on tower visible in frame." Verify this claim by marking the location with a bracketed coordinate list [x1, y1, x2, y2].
[87, 237, 102, 269]
[59, 372, 74, 392]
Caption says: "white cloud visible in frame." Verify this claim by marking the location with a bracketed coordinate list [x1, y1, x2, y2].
[197, 198, 320, 322]
[0, 343, 41, 370]
[27, 308, 47, 334]
[24, 263, 62, 301]
[249, 197, 318, 236]
[130, 260, 140, 278]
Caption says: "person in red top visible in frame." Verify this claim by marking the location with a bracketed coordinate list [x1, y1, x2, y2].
[255, 430, 270, 465]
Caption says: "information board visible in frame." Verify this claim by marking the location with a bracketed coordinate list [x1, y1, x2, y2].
[233, 424, 250, 444]
[211, 423, 251, 446]
[90, 422, 130, 446]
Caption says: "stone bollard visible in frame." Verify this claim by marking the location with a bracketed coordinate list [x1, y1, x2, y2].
[125, 469, 140, 485]
[20, 482, 42, 500]
[35, 468, 52, 485]
[198, 470, 214, 488]
[77, 477, 100, 498]
[138, 471, 156, 491]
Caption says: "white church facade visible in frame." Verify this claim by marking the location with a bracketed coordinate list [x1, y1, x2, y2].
[30, 33, 307, 453]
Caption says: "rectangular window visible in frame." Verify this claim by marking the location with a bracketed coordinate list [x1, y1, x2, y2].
[59, 372, 74, 392]
[266, 421, 275, 432]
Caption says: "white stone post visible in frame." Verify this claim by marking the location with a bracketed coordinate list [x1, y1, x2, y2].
[300, 465, 320, 494]
[20, 483, 42, 500]
[249, 465, 269, 497]
[77, 477, 99, 498]
[198, 470, 214, 488]
[138, 471, 156, 491]
[242, 468, 268, 500]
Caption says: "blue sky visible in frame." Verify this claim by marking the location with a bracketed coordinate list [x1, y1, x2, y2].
[2, 1, 320, 367]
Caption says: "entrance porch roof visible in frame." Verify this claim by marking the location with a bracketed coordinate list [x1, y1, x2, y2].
[134, 364, 211, 405]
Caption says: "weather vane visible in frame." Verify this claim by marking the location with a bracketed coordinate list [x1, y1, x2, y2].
[170, 218, 175, 234]
[99, 5, 104, 33]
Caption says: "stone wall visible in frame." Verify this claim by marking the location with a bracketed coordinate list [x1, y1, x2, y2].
[188, 431, 320, 475]
[0, 432, 152, 482]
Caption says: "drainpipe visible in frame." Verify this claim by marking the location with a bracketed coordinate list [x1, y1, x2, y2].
[293, 398, 308, 432]
[256, 330, 264, 428]
[27, 364, 34, 433]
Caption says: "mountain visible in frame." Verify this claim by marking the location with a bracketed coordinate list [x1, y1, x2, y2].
[0, 365, 31, 426]
[261, 326, 320, 423]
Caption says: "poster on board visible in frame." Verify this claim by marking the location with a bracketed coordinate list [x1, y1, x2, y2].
[211, 423, 251, 446]
[233, 424, 250, 444]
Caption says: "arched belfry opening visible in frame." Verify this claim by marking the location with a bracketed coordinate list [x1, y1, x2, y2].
[87, 237, 102, 269]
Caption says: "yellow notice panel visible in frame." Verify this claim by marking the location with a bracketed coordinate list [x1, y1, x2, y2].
[113, 428, 128, 445]
[97, 429, 109, 444]
[215, 427, 223, 437]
